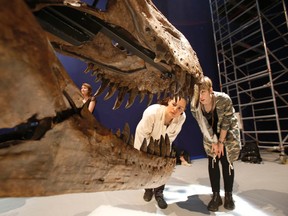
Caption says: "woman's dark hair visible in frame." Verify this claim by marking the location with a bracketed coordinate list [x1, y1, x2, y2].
[158, 96, 188, 106]
[158, 97, 170, 106]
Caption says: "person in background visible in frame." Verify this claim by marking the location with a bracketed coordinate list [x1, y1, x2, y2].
[190, 76, 241, 212]
[81, 83, 96, 113]
[172, 144, 192, 166]
[134, 96, 187, 209]
[179, 152, 192, 166]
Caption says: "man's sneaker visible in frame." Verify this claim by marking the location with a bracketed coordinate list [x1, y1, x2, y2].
[143, 189, 153, 202]
[155, 195, 168, 209]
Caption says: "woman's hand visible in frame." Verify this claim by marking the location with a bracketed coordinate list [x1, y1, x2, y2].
[217, 143, 224, 158]
[211, 143, 218, 155]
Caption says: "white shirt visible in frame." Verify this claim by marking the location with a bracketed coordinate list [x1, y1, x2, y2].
[134, 104, 186, 150]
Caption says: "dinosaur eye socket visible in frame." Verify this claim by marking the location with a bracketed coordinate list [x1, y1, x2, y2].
[112, 40, 132, 55]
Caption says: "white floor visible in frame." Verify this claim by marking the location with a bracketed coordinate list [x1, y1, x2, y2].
[1, 150, 287, 216]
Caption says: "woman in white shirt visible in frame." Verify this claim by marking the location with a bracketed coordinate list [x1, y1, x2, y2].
[134, 96, 187, 209]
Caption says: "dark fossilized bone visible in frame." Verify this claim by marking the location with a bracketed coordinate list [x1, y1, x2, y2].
[0, 0, 202, 197]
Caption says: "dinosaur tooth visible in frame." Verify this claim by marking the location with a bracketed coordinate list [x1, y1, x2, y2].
[169, 81, 177, 95]
[115, 124, 132, 145]
[83, 63, 94, 74]
[112, 87, 128, 110]
[140, 138, 147, 152]
[104, 82, 119, 100]
[91, 68, 100, 77]
[128, 134, 134, 146]
[139, 91, 146, 103]
[115, 128, 121, 138]
[159, 135, 166, 157]
[125, 88, 138, 109]
[147, 137, 154, 155]
[185, 74, 192, 91]
[165, 134, 171, 157]
[175, 81, 180, 95]
[94, 73, 102, 83]
[157, 91, 161, 100]
[121, 122, 130, 144]
[191, 83, 199, 108]
[162, 88, 168, 100]
[179, 90, 184, 100]
[154, 139, 160, 156]
[147, 92, 154, 107]
[94, 79, 110, 96]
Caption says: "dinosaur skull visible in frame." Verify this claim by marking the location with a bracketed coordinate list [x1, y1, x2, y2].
[0, 0, 202, 197]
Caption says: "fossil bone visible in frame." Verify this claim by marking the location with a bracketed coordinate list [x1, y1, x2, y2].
[0, 0, 202, 197]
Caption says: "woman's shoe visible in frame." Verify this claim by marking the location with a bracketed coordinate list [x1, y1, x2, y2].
[207, 192, 222, 212]
[143, 189, 153, 202]
[155, 195, 168, 209]
[224, 192, 235, 210]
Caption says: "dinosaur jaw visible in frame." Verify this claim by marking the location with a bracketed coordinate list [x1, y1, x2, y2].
[0, 115, 175, 197]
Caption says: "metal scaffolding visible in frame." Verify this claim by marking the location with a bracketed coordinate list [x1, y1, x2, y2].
[209, 0, 288, 159]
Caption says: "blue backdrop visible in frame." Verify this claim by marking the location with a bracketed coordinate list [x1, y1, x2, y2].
[57, 0, 219, 159]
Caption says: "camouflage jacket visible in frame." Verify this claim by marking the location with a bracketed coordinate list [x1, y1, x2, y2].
[191, 91, 241, 163]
